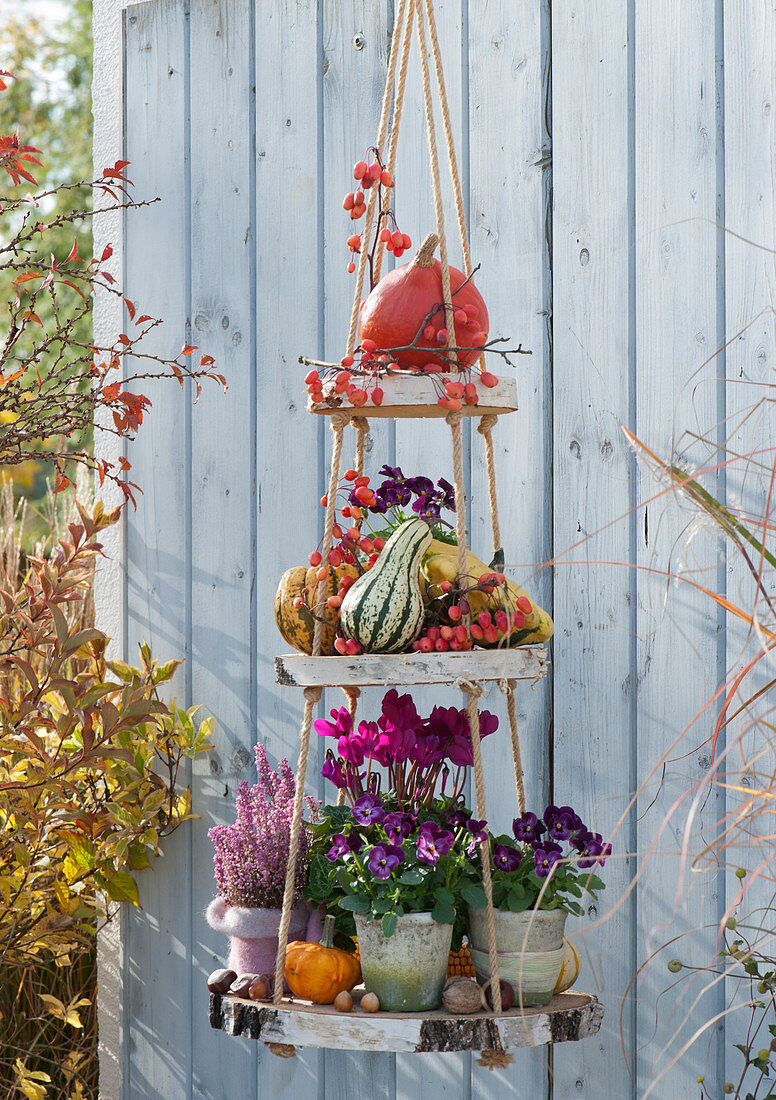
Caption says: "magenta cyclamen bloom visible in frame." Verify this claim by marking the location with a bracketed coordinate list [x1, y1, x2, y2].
[209, 743, 319, 908]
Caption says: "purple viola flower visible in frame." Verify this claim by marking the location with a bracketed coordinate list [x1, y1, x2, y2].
[572, 830, 610, 869]
[314, 706, 353, 740]
[384, 842, 406, 866]
[412, 494, 441, 520]
[378, 464, 404, 481]
[465, 817, 488, 854]
[446, 808, 469, 829]
[321, 753, 346, 789]
[534, 845, 563, 877]
[326, 833, 352, 862]
[436, 478, 456, 510]
[383, 812, 412, 844]
[543, 804, 580, 843]
[493, 843, 522, 872]
[367, 844, 402, 879]
[416, 822, 455, 865]
[513, 811, 546, 846]
[352, 792, 385, 827]
[405, 475, 435, 496]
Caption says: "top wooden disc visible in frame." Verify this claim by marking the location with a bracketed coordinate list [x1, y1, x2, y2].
[307, 373, 517, 419]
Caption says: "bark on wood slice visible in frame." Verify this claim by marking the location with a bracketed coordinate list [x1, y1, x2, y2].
[274, 647, 549, 688]
[307, 373, 517, 419]
[209, 990, 603, 1053]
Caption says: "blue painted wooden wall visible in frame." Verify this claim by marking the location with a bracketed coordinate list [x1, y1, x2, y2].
[98, 0, 776, 1096]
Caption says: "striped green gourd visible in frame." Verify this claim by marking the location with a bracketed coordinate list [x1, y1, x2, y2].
[339, 517, 432, 653]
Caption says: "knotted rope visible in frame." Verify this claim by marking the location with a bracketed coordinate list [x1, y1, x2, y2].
[273, 685, 323, 1003]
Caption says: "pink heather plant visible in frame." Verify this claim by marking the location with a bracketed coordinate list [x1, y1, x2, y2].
[209, 744, 319, 909]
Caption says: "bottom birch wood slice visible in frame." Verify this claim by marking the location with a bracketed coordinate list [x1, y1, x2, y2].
[274, 647, 549, 688]
[209, 989, 603, 1053]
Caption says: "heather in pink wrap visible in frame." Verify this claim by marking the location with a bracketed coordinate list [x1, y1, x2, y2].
[206, 898, 316, 975]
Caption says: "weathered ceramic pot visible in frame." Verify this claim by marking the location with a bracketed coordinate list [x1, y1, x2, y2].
[468, 906, 567, 1007]
[354, 911, 452, 1012]
[206, 898, 309, 976]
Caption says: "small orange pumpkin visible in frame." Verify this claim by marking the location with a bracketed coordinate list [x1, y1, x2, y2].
[284, 916, 362, 1004]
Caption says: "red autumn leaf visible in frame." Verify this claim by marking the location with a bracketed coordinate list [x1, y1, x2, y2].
[0, 367, 25, 386]
[66, 239, 79, 262]
[53, 472, 71, 493]
[100, 244, 114, 262]
[101, 382, 122, 401]
[124, 298, 136, 321]
[200, 354, 214, 366]
[13, 271, 44, 285]
[180, 344, 198, 357]
[63, 279, 88, 301]
[117, 334, 131, 346]
[135, 314, 153, 325]
[118, 456, 132, 471]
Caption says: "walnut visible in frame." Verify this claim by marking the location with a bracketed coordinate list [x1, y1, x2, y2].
[442, 976, 487, 1014]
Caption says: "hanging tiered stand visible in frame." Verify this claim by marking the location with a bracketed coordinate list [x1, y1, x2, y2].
[210, 0, 602, 1063]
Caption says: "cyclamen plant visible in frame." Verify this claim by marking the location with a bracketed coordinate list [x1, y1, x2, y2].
[209, 744, 319, 909]
[484, 804, 611, 916]
[315, 688, 498, 811]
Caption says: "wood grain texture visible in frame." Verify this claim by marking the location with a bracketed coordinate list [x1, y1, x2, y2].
[467, 5, 551, 1095]
[723, 3, 776, 1092]
[550, 4, 634, 1097]
[187, 1, 258, 1096]
[123, 6, 191, 1098]
[635, 1, 724, 1095]
[275, 647, 548, 687]
[308, 372, 517, 417]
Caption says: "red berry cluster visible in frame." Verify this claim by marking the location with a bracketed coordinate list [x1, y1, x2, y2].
[411, 622, 474, 653]
[342, 149, 410, 274]
[421, 571, 534, 649]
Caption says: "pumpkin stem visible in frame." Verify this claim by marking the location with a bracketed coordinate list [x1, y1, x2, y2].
[321, 914, 336, 949]
[413, 232, 438, 269]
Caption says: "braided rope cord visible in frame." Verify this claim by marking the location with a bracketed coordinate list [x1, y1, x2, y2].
[273, 685, 322, 1002]
[345, 0, 409, 357]
[501, 678, 526, 815]
[477, 414, 502, 555]
[374, 0, 415, 283]
[337, 686, 362, 806]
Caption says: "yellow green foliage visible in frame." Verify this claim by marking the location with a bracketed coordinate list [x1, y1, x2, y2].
[0, 498, 212, 1096]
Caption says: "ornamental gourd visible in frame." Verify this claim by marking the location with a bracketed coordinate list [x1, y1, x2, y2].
[275, 563, 358, 654]
[358, 233, 489, 371]
[339, 517, 432, 652]
[421, 539, 554, 646]
[284, 916, 362, 1004]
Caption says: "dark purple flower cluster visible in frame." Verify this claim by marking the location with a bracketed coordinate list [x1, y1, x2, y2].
[324, 792, 463, 881]
[209, 743, 319, 908]
[508, 804, 611, 878]
[352, 465, 456, 522]
[315, 689, 498, 810]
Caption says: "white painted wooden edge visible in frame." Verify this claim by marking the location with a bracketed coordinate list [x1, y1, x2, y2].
[307, 373, 517, 419]
[274, 647, 549, 688]
[210, 991, 603, 1052]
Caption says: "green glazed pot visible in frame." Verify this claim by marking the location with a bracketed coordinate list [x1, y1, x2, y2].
[468, 906, 567, 1006]
[354, 911, 452, 1012]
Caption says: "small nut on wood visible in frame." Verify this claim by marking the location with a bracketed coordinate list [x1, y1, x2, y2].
[442, 976, 486, 1014]
[249, 974, 273, 1001]
[483, 978, 515, 1012]
[334, 990, 353, 1012]
[229, 973, 256, 998]
[361, 991, 380, 1013]
[207, 968, 236, 994]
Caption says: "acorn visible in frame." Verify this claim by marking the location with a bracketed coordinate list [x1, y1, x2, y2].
[334, 990, 353, 1012]
[207, 968, 237, 994]
[483, 978, 515, 1011]
[442, 977, 486, 1014]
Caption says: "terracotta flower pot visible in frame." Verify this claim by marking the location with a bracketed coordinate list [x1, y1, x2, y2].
[206, 898, 310, 976]
[467, 906, 567, 1007]
[354, 911, 452, 1012]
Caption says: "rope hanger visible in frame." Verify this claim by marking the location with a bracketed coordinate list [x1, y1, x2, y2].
[273, 2, 527, 1060]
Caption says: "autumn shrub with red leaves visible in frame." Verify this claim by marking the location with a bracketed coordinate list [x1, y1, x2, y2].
[0, 68, 225, 503]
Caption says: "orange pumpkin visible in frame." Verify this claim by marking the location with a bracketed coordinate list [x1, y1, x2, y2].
[284, 916, 362, 1004]
[358, 232, 489, 371]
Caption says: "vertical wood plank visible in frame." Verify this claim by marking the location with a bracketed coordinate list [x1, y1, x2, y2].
[723, 3, 776, 1093]
[635, 0, 724, 1094]
[394, 5, 473, 1097]
[321, 3, 396, 1095]
[123, 4, 190, 1098]
[468, 3, 550, 1097]
[550, 4, 634, 1097]
[188, 1, 258, 1095]
[253, 0, 325, 1094]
